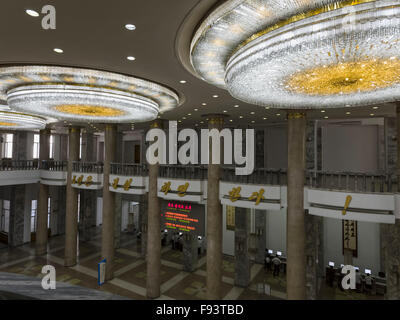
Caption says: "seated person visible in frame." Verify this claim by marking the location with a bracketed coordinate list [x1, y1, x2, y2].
[337, 266, 345, 291]
[326, 266, 335, 287]
[355, 269, 362, 292]
[365, 274, 373, 292]
[264, 255, 271, 271]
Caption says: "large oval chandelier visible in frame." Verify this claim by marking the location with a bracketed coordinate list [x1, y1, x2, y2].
[190, 0, 400, 109]
[0, 66, 181, 122]
[0, 110, 47, 130]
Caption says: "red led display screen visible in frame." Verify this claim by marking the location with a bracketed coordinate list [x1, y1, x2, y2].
[161, 200, 204, 235]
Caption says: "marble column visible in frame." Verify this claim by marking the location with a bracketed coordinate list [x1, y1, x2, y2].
[101, 124, 117, 281]
[57, 186, 67, 236]
[114, 193, 122, 249]
[235, 207, 250, 287]
[64, 127, 81, 267]
[206, 116, 224, 300]
[8, 185, 26, 247]
[255, 210, 267, 264]
[305, 214, 323, 300]
[140, 194, 148, 258]
[36, 128, 51, 256]
[381, 221, 400, 299]
[286, 112, 307, 300]
[79, 190, 97, 242]
[381, 103, 400, 299]
[146, 120, 163, 299]
[12, 131, 28, 160]
[182, 233, 198, 272]
[79, 131, 97, 242]
[397, 104, 400, 175]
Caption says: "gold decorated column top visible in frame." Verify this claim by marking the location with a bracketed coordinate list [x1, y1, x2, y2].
[287, 112, 306, 120]
[150, 119, 164, 129]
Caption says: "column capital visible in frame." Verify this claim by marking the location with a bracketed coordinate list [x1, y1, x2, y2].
[39, 127, 52, 135]
[68, 126, 81, 134]
[105, 124, 117, 131]
[202, 114, 229, 127]
[150, 119, 164, 129]
[396, 101, 400, 114]
[287, 112, 306, 120]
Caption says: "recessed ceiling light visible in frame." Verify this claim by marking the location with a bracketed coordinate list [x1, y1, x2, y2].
[276, 113, 281, 116]
[324, 116, 329, 119]
[234, 105, 239, 108]
[223, 110, 227, 113]
[370, 113, 375, 116]
[194, 108, 198, 111]
[212, 95, 219, 98]
[188, 113, 191, 116]
[250, 111, 255, 115]
[202, 103, 207, 106]
[180, 80, 187, 84]
[26, 9, 39, 17]
[239, 116, 243, 119]
[321, 110, 326, 113]
[125, 24, 136, 31]
[263, 117, 267, 120]
[251, 120, 255, 123]
[346, 112, 351, 115]
[372, 106, 379, 110]
[200, 121, 204, 124]
[229, 119, 233, 122]
[53, 48, 64, 54]
[183, 117, 186, 120]
[127, 56, 136, 61]
[265, 107, 270, 110]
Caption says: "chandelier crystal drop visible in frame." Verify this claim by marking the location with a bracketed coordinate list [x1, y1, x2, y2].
[190, 0, 400, 108]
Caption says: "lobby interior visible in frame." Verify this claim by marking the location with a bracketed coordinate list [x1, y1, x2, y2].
[1, 0, 400, 301]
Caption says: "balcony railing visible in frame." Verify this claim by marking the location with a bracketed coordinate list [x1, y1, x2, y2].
[40, 160, 67, 171]
[0, 159, 399, 194]
[0, 160, 39, 171]
[110, 163, 148, 176]
[159, 165, 208, 180]
[222, 167, 287, 185]
[158, 165, 397, 194]
[307, 170, 394, 193]
[72, 162, 104, 174]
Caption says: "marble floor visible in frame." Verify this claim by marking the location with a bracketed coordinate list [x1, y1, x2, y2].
[0, 229, 383, 300]
[0, 228, 282, 300]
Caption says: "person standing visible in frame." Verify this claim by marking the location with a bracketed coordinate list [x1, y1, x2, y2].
[272, 256, 281, 277]
[265, 255, 271, 272]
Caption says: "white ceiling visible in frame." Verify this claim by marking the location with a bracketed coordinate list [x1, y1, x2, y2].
[0, 0, 397, 132]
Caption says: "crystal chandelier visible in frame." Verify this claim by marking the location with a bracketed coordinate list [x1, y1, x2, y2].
[0, 109, 47, 130]
[190, 0, 400, 108]
[0, 66, 181, 122]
